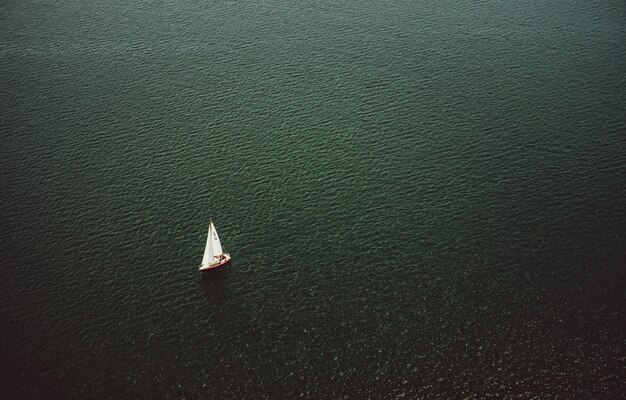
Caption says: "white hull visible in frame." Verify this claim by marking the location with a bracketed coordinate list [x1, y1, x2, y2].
[199, 253, 231, 271]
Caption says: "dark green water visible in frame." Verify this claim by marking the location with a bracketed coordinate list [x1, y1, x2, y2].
[1, 0, 625, 398]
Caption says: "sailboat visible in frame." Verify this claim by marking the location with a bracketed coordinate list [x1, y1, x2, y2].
[199, 220, 231, 271]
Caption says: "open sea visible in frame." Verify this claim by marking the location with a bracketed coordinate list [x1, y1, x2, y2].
[1, 0, 625, 398]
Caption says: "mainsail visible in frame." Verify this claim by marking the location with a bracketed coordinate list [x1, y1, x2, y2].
[201, 221, 223, 266]
[210, 221, 223, 256]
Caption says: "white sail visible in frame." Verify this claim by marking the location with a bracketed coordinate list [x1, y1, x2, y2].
[210, 221, 223, 256]
[201, 220, 226, 267]
[201, 223, 215, 265]
[200, 220, 230, 270]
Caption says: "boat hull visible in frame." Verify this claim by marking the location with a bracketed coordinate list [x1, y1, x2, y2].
[199, 253, 231, 272]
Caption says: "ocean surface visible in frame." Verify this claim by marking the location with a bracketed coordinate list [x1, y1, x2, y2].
[1, 0, 625, 398]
